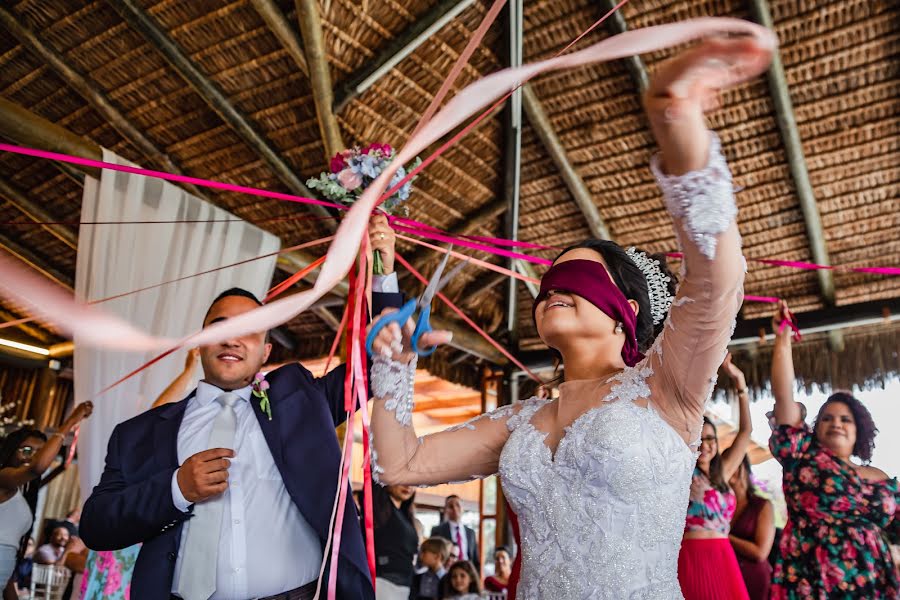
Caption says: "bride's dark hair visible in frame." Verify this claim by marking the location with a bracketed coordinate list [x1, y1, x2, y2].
[554, 239, 678, 351]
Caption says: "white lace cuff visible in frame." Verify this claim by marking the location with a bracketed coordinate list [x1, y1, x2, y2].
[650, 132, 736, 260]
[371, 355, 418, 427]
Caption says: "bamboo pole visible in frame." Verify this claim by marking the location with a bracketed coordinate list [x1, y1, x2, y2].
[250, 0, 309, 76]
[295, 0, 345, 157]
[748, 0, 835, 305]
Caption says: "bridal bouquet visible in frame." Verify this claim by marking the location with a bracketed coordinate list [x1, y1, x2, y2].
[307, 143, 421, 274]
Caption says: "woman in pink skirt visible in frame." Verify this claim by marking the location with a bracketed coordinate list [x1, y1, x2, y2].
[678, 354, 753, 599]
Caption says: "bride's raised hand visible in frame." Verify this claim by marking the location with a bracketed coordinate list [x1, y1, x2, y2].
[644, 33, 775, 120]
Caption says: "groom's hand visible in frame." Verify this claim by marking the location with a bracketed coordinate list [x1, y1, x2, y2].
[177, 448, 234, 503]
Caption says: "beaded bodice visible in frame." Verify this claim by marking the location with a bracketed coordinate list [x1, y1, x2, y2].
[498, 389, 694, 599]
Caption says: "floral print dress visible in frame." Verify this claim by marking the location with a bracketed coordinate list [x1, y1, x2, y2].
[79, 545, 140, 600]
[769, 424, 900, 598]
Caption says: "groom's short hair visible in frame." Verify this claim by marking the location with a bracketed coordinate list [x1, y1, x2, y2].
[202, 288, 267, 339]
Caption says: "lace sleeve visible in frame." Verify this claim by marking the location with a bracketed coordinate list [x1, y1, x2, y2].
[369, 355, 518, 487]
[639, 132, 745, 446]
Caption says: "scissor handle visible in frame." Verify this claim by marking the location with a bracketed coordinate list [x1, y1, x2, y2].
[365, 299, 417, 357]
[411, 304, 437, 357]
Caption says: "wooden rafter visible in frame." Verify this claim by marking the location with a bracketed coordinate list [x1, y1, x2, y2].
[0, 177, 77, 250]
[595, 0, 649, 93]
[0, 233, 72, 291]
[332, 0, 478, 112]
[295, 0, 345, 158]
[253, 0, 342, 332]
[105, 0, 333, 223]
[522, 84, 612, 241]
[748, 0, 835, 305]
[250, 0, 309, 77]
[0, 307, 52, 344]
[0, 5, 210, 203]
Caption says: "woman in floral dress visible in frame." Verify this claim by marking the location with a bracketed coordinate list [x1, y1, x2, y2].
[769, 301, 900, 598]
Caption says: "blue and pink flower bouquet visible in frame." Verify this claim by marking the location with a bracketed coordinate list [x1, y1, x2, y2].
[307, 143, 421, 273]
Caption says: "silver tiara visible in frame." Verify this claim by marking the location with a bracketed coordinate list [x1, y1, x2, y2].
[626, 247, 673, 326]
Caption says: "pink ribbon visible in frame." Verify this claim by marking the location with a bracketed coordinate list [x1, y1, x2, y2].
[0, 18, 778, 357]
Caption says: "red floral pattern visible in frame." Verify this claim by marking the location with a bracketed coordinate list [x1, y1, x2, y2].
[769, 425, 900, 599]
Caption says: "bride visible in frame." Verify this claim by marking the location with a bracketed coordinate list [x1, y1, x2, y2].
[368, 33, 773, 599]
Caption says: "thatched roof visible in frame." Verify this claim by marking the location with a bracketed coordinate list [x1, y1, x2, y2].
[0, 0, 897, 389]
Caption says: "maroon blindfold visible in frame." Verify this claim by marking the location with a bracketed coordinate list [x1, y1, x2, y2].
[533, 259, 644, 367]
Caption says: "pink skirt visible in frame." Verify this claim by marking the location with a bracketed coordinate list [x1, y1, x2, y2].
[678, 538, 750, 600]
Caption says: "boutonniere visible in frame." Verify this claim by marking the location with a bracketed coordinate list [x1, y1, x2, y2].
[252, 372, 272, 420]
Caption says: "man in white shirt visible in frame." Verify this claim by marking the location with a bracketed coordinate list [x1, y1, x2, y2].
[82, 218, 401, 600]
[430, 495, 479, 567]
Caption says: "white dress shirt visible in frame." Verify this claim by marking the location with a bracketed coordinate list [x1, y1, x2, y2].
[170, 381, 322, 599]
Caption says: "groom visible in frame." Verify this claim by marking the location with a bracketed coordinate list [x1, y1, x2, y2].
[81, 217, 400, 600]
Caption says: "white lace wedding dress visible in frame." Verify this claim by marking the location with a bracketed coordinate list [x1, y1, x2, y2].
[370, 133, 744, 599]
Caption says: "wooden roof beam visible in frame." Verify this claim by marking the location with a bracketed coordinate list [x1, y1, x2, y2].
[0, 6, 212, 203]
[594, 0, 649, 93]
[748, 0, 835, 305]
[333, 0, 478, 112]
[0, 177, 77, 250]
[250, 0, 309, 77]
[106, 0, 333, 223]
[522, 84, 612, 241]
[0, 307, 53, 344]
[295, 0, 345, 157]
[0, 234, 72, 291]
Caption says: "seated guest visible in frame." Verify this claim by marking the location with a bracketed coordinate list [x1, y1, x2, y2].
[439, 560, 481, 599]
[34, 525, 70, 565]
[13, 537, 35, 593]
[483, 546, 512, 592]
[410, 537, 449, 600]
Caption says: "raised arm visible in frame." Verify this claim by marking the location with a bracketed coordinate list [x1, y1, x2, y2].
[720, 353, 753, 479]
[638, 38, 768, 445]
[771, 301, 802, 426]
[0, 402, 92, 493]
[369, 353, 517, 487]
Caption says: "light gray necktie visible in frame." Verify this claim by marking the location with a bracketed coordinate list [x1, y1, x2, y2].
[175, 392, 240, 600]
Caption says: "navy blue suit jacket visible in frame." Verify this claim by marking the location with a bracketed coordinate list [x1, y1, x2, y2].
[81, 291, 402, 600]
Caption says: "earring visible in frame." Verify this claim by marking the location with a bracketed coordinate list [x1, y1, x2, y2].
[614, 322, 624, 334]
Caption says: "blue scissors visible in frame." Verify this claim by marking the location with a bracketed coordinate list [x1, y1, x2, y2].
[366, 247, 468, 357]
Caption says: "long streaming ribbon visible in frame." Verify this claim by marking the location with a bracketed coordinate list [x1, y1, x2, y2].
[394, 233, 540, 285]
[0, 16, 801, 600]
[0, 236, 334, 332]
[0, 18, 779, 358]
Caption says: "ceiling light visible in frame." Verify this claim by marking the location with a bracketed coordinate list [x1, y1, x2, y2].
[0, 337, 50, 356]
